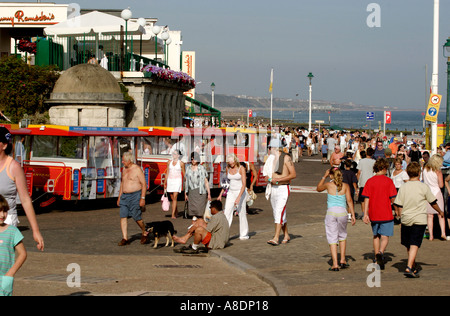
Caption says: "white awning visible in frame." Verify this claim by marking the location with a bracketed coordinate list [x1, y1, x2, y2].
[43, 11, 146, 37]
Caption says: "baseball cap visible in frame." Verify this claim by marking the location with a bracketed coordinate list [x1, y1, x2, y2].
[0, 127, 12, 144]
[269, 138, 282, 148]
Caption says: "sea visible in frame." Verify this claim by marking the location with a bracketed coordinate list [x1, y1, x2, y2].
[255, 109, 447, 132]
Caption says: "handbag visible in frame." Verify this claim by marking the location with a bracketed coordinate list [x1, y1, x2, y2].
[221, 177, 230, 197]
[246, 189, 257, 206]
[161, 192, 170, 212]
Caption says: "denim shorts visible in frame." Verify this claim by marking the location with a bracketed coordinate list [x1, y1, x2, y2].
[119, 191, 142, 221]
[371, 220, 394, 237]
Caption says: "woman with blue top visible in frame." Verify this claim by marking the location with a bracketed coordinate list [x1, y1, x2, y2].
[317, 167, 356, 271]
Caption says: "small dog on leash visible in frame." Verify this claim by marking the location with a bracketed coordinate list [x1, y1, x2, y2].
[145, 221, 177, 248]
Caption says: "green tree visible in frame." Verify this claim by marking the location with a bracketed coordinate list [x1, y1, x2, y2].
[0, 56, 59, 123]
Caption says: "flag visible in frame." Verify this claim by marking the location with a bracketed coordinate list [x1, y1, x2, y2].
[269, 68, 273, 93]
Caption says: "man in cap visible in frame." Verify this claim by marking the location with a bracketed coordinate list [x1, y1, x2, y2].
[264, 138, 296, 245]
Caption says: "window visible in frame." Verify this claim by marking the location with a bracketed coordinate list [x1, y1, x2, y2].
[32, 136, 84, 159]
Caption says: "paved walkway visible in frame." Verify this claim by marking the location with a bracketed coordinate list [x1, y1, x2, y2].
[14, 157, 450, 296]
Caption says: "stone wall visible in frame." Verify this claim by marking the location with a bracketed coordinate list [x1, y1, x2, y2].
[122, 77, 188, 128]
[49, 104, 126, 127]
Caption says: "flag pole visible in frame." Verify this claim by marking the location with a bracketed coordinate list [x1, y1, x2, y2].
[269, 68, 273, 127]
[431, 0, 439, 155]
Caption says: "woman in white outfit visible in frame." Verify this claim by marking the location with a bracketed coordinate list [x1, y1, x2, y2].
[422, 154, 446, 241]
[218, 154, 249, 240]
[164, 150, 185, 219]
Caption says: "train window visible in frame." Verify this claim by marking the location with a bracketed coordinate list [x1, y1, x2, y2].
[231, 132, 248, 147]
[158, 137, 172, 154]
[112, 136, 134, 168]
[138, 136, 157, 155]
[32, 136, 83, 159]
[33, 136, 57, 157]
[88, 136, 113, 171]
[13, 136, 27, 164]
[59, 137, 84, 159]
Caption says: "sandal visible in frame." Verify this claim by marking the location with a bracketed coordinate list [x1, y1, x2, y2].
[404, 266, 420, 278]
[267, 239, 279, 246]
[340, 262, 350, 269]
[281, 239, 290, 244]
[329, 267, 340, 272]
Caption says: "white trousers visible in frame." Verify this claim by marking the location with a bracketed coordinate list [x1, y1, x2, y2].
[224, 189, 249, 239]
[270, 185, 290, 225]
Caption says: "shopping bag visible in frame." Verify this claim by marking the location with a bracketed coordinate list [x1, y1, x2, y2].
[161, 193, 170, 212]
[204, 200, 212, 221]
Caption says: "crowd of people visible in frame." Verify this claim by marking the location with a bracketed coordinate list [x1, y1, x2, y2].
[46, 122, 450, 275]
[291, 125, 449, 278]
[1, 123, 450, 296]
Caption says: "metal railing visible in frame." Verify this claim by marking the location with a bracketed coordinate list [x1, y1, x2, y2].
[35, 35, 168, 71]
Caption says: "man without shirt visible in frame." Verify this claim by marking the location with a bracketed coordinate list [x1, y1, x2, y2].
[117, 152, 148, 246]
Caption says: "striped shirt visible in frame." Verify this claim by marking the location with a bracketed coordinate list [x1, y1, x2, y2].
[0, 225, 24, 276]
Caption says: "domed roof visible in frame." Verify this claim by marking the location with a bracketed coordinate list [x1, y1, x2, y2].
[50, 64, 124, 102]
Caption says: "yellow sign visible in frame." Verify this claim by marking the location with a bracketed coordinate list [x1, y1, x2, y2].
[425, 93, 442, 123]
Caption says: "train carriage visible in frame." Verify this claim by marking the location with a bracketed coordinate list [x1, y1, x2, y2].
[2, 123, 269, 207]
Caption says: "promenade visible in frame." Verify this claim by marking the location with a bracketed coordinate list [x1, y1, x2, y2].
[14, 157, 450, 296]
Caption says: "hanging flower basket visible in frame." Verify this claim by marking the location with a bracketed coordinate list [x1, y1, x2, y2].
[18, 38, 37, 54]
[142, 65, 195, 89]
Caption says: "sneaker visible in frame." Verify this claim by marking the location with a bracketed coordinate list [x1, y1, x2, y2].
[175, 245, 199, 254]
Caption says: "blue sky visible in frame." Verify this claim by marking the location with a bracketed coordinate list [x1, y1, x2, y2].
[15, 0, 450, 109]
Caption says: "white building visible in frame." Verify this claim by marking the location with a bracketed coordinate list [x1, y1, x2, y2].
[0, 3, 188, 74]
[0, 2, 68, 58]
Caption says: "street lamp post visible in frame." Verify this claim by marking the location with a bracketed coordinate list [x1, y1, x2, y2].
[121, 8, 132, 70]
[210, 82, 215, 108]
[307, 72, 314, 131]
[211, 82, 216, 126]
[152, 25, 161, 62]
[444, 38, 450, 144]
[160, 28, 170, 65]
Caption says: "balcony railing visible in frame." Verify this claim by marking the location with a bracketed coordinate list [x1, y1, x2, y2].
[34, 36, 168, 72]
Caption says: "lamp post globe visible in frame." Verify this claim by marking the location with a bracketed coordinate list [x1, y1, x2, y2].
[152, 25, 161, 36]
[121, 8, 132, 21]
